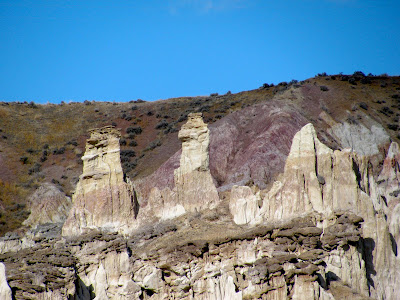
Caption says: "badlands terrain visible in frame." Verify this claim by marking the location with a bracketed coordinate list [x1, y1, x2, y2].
[0, 72, 399, 299]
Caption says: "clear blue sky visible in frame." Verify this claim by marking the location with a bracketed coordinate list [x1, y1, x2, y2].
[0, 0, 399, 103]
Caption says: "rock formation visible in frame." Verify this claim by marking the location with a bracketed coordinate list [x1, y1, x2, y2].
[22, 182, 71, 228]
[230, 123, 400, 299]
[0, 263, 12, 300]
[1, 116, 400, 299]
[62, 126, 138, 236]
[143, 113, 219, 221]
[229, 185, 261, 225]
[173, 113, 219, 212]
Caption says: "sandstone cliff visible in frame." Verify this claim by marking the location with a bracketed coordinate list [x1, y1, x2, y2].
[62, 126, 138, 236]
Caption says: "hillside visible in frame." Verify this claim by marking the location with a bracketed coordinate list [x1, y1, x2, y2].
[0, 72, 400, 299]
[1, 73, 399, 235]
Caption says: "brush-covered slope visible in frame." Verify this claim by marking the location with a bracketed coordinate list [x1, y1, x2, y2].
[0, 73, 399, 235]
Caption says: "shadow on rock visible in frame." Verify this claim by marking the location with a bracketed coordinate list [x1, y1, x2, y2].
[74, 276, 95, 300]
[358, 237, 376, 289]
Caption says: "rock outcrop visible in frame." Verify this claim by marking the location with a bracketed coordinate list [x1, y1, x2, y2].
[1, 116, 400, 299]
[229, 185, 261, 225]
[62, 126, 138, 236]
[0, 209, 369, 300]
[143, 113, 219, 221]
[22, 182, 71, 228]
[173, 113, 219, 212]
[0, 263, 12, 300]
[230, 123, 400, 299]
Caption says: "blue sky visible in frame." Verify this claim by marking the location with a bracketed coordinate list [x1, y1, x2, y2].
[0, 0, 399, 103]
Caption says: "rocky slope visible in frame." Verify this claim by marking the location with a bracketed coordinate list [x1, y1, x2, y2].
[0, 73, 400, 299]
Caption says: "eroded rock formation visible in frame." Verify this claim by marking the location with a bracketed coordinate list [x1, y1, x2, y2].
[230, 123, 400, 299]
[22, 182, 72, 229]
[1, 117, 400, 299]
[0, 263, 12, 300]
[143, 113, 219, 221]
[173, 113, 219, 212]
[62, 126, 138, 236]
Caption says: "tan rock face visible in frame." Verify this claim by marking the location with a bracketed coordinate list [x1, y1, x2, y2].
[144, 113, 219, 221]
[0, 263, 12, 300]
[176, 112, 210, 174]
[174, 113, 219, 212]
[22, 183, 71, 228]
[229, 123, 400, 299]
[62, 126, 137, 236]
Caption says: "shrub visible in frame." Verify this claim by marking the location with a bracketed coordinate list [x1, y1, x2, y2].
[379, 106, 394, 116]
[353, 71, 365, 77]
[210, 93, 218, 97]
[199, 105, 210, 113]
[145, 139, 162, 151]
[28, 163, 41, 175]
[123, 161, 137, 173]
[320, 86, 329, 91]
[27, 101, 37, 108]
[66, 140, 78, 146]
[121, 150, 136, 157]
[111, 122, 117, 127]
[26, 148, 35, 154]
[178, 114, 187, 122]
[155, 119, 169, 129]
[147, 111, 154, 116]
[126, 126, 142, 135]
[164, 125, 178, 134]
[359, 102, 368, 110]
[131, 105, 138, 110]
[20, 156, 28, 164]
[348, 77, 357, 85]
[53, 147, 65, 155]
[388, 124, 399, 131]
[120, 139, 127, 146]
[129, 140, 138, 147]
[361, 78, 372, 84]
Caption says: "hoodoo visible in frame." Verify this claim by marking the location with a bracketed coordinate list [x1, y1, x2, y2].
[62, 126, 137, 236]
[174, 112, 219, 211]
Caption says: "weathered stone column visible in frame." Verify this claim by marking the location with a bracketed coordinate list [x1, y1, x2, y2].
[174, 113, 219, 212]
[62, 126, 137, 236]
